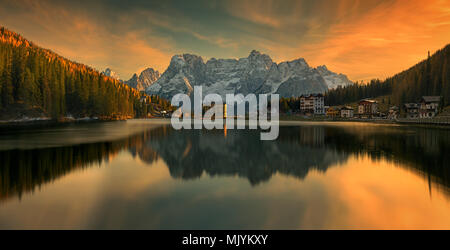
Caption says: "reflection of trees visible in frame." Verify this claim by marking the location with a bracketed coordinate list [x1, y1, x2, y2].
[322, 126, 450, 194]
[1, 123, 449, 202]
[145, 125, 450, 193]
[0, 141, 122, 201]
[0, 127, 169, 202]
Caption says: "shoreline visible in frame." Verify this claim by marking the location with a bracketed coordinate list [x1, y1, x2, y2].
[1, 115, 449, 130]
[0, 117, 126, 129]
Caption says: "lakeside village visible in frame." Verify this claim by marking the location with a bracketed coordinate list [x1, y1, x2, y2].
[138, 93, 448, 126]
[281, 94, 449, 124]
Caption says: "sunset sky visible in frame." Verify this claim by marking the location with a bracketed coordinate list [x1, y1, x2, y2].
[1, 0, 450, 81]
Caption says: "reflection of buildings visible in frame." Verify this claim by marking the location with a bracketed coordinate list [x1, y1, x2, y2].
[298, 126, 325, 146]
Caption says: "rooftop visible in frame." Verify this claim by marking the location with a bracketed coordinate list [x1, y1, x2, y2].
[300, 93, 324, 98]
[404, 103, 419, 108]
[421, 96, 441, 103]
[359, 99, 377, 104]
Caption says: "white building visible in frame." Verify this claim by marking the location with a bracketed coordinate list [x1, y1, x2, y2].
[300, 94, 325, 115]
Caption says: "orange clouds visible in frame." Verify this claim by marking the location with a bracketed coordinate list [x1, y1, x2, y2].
[300, 0, 450, 81]
[224, 0, 450, 81]
[1, 0, 450, 81]
[0, 0, 173, 79]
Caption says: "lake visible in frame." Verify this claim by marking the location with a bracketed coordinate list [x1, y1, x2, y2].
[0, 120, 449, 229]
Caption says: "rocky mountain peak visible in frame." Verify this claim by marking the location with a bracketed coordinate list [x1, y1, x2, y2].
[317, 65, 328, 71]
[315, 65, 353, 89]
[288, 58, 309, 69]
[139, 68, 160, 83]
[124, 67, 160, 92]
[102, 68, 120, 80]
[170, 54, 204, 68]
[247, 50, 273, 70]
[146, 51, 353, 99]
[249, 50, 261, 57]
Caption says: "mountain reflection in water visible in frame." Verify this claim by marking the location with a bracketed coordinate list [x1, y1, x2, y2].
[1, 122, 449, 204]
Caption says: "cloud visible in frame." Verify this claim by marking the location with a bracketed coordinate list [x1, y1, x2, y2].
[0, 0, 174, 79]
[1, 0, 450, 81]
[221, 0, 450, 81]
[297, 0, 450, 80]
[137, 9, 239, 49]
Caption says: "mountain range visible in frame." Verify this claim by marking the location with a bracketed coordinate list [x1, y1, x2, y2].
[106, 50, 353, 99]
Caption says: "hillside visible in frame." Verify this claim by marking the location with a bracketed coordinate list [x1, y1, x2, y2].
[0, 27, 171, 121]
[325, 44, 450, 107]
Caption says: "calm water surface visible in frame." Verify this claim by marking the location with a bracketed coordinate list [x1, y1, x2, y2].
[0, 120, 449, 229]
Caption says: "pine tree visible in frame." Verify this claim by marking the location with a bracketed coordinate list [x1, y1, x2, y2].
[1, 50, 13, 106]
[0, 26, 168, 119]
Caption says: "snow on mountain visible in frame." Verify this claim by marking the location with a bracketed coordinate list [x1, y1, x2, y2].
[316, 65, 353, 89]
[101, 68, 120, 80]
[146, 50, 352, 100]
[125, 68, 160, 92]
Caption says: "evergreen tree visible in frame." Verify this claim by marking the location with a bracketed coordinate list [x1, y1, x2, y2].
[325, 45, 450, 107]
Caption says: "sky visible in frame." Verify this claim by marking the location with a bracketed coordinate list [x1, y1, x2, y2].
[1, 0, 450, 81]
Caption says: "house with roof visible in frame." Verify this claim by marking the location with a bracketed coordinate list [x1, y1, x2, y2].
[358, 99, 378, 118]
[326, 107, 340, 118]
[388, 106, 399, 120]
[340, 106, 354, 118]
[403, 103, 420, 119]
[419, 96, 441, 118]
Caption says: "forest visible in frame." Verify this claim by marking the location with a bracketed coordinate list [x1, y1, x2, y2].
[325, 44, 450, 107]
[0, 27, 171, 120]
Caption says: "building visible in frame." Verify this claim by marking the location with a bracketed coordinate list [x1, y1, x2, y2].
[300, 94, 325, 115]
[326, 107, 340, 118]
[404, 103, 420, 119]
[419, 96, 441, 118]
[388, 106, 399, 120]
[340, 106, 354, 118]
[358, 99, 378, 117]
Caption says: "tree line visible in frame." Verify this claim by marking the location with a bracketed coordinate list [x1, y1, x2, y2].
[325, 44, 450, 107]
[0, 27, 171, 120]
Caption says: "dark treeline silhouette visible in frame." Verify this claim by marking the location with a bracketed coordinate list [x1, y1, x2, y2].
[0, 27, 171, 120]
[325, 44, 450, 107]
[0, 126, 169, 202]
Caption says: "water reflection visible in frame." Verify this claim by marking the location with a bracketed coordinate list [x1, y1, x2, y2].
[1, 122, 449, 204]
